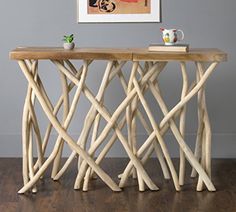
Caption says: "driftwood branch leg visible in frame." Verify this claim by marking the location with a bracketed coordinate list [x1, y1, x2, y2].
[74, 63, 160, 191]
[119, 62, 172, 187]
[77, 61, 114, 170]
[53, 61, 126, 181]
[159, 63, 218, 127]
[32, 61, 85, 172]
[81, 61, 115, 191]
[126, 62, 138, 179]
[132, 77, 180, 191]
[18, 60, 121, 193]
[146, 62, 218, 191]
[191, 65, 204, 178]
[179, 62, 188, 186]
[51, 62, 70, 178]
[83, 62, 168, 188]
[119, 79, 196, 184]
[196, 62, 213, 191]
[82, 61, 127, 184]
[82, 113, 101, 191]
[28, 125, 37, 193]
[21, 60, 39, 187]
[118, 79, 196, 187]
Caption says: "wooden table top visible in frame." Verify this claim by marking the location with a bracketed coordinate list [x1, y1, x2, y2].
[132, 48, 227, 62]
[10, 47, 227, 62]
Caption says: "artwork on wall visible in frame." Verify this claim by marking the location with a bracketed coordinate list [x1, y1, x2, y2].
[77, 0, 160, 23]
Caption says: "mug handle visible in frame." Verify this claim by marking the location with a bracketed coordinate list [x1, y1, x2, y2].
[177, 30, 184, 41]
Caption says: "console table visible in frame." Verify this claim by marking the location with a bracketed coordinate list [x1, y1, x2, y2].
[10, 47, 227, 193]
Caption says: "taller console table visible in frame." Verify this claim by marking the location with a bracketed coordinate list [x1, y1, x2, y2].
[10, 47, 227, 193]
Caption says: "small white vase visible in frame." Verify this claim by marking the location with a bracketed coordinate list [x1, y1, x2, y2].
[63, 42, 75, 50]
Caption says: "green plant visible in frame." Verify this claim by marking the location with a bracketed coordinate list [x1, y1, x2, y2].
[63, 34, 74, 43]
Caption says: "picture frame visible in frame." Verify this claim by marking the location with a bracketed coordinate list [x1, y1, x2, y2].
[77, 0, 160, 23]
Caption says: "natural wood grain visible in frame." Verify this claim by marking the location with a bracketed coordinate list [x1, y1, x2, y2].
[0, 158, 236, 212]
[10, 47, 227, 62]
[133, 48, 227, 62]
[10, 47, 133, 60]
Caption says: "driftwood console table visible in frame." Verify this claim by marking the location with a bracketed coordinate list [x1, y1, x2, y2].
[10, 47, 227, 193]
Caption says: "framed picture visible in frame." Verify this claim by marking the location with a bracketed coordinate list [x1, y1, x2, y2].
[77, 0, 160, 23]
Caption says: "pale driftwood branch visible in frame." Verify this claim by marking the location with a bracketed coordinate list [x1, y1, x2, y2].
[148, 79, 215, 191]
[179, 62, 188, 186]
[118, 62, 170, 185]
[160, 62, 218, 128]
[82, 115, 127, 191]
[126, 62, 138, 180]
[118, 81, 196, 186]
[28, 101, 43, 169]
[81, 61, 115, 191]
[132, 78, 180, 191]
[51, 62, 70, 179]
[18, 60, 121, 193]
[191, 65, 204, 178]
[53, 61, 125, 181]
[53, 60, 121, 192]
[84, 62, 168, 186]
[74, 78, 158, 191]
[118, 62, 170, 184]
[77, 61, 114, 172]
[56, 61, 161, 190]
[196, 62, 212, 192]
[34, 62, 87, 172]
[21, 60, 38, 186]
[27, 60, 43, 190]
[28, 123, 37, 193]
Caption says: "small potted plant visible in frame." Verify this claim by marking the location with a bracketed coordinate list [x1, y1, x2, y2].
[63, 34, 75, 50]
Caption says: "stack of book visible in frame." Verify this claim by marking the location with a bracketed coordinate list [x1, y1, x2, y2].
[148, 44, 189, 52]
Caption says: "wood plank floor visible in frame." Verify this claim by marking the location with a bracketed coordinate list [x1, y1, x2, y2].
[0, 158, 235, 212]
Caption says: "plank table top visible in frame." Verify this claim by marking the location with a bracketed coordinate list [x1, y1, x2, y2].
[10, 47, 227, 62]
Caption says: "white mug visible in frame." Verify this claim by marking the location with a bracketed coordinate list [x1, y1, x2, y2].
[160, 28, 184, 45]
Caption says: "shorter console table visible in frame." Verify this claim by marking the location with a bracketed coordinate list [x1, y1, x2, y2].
[10, 47, 227, 193]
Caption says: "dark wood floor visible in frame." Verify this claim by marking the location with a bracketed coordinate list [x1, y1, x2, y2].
[0, 158, 235, 212]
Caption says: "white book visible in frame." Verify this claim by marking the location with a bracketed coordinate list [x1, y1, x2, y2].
[148, 44, 189, 52]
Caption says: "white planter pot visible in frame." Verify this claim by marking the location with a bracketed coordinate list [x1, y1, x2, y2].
[63, 42, 75, 50]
